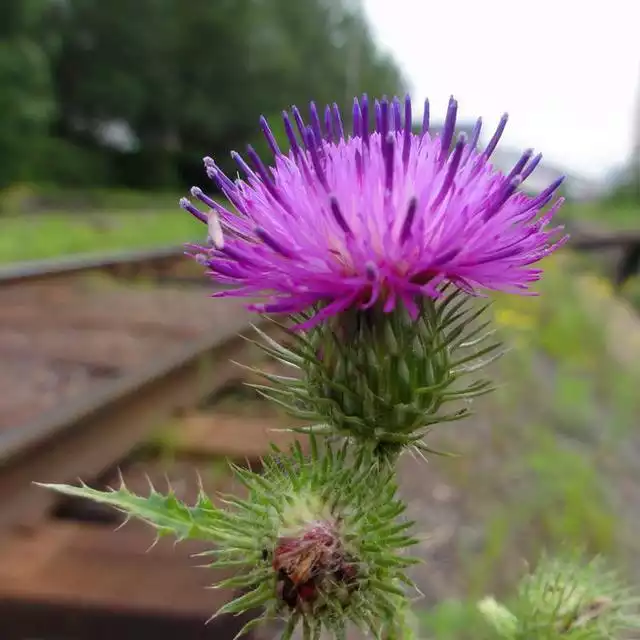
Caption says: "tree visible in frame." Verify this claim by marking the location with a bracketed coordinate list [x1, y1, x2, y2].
[11, 0, 408, 189]
[0, 0, 57, 186]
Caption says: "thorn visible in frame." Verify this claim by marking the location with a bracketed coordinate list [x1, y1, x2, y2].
[117, 467, 126, 489]
[146, 535, 160, 553]
[205, 606, 221, 625]
[195, 469, 205, 495]
[114, 515, 130, 532]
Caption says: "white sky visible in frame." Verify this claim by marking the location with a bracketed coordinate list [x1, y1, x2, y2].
[363, 0, 640, 181]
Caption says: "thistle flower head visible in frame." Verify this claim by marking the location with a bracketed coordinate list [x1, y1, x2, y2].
[182, 94, 567, 327]
[269, 517, 359, 614]
[210, 439, 419, 638]
[41, 438, 419, 639]
[478, 554, 640, 639]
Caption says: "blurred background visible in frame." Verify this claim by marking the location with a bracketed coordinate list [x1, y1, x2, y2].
[1, 0, 640, 638]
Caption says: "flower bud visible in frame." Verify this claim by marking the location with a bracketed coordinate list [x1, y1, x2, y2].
[41, 437, 419, 639]
[479, 553, 640, 639]
[251, 288, 501, 462]
[477, 597, 518, 637]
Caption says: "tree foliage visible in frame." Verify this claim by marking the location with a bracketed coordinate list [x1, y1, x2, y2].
[0, 0, 407, 189]
[0, 0, 57, 186]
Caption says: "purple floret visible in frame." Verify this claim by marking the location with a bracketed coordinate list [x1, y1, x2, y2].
[181, 94, 568, 326]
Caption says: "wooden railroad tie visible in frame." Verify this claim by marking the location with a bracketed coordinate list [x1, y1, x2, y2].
[0, 394, 306, 639]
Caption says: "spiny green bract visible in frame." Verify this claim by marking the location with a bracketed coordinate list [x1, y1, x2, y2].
[38, 437, 419, 640]
[246, 287, 501, 462]
[478, 553, 640, 639]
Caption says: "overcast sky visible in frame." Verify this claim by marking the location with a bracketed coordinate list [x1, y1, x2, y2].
[363, 0, 640, 181]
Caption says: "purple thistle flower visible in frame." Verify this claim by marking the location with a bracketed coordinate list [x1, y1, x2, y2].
[181, 95, 568, 327]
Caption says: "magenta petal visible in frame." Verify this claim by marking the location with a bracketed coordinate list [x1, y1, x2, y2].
[182, 95, 566, 321]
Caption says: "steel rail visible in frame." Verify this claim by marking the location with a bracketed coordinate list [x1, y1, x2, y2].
[568, 227, 640, 286]
[0, 245, 188, 285]
[0, 302, 280, 530]
[571, 230, 640, 250]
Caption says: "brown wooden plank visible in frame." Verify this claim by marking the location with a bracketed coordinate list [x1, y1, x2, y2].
[175, 412, 307, 460]
[0, 462, 268, 639]
[0, 599, 251, 640]
[0, 521, 265, 639]
[0, 522, 230, 616]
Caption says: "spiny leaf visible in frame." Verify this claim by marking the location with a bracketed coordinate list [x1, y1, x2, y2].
[37, 481, 217, 541]
[210, 583, 273, 619]
[232, 615, 269, 640]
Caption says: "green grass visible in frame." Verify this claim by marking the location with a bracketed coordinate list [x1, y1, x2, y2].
[0, 210, 204, 263]
[561, 199, 640, 230]
[0, 184, 183, 214]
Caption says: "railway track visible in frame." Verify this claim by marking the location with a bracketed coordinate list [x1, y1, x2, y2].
[0, 248, 299, 639]
[566, 221, 640, 287]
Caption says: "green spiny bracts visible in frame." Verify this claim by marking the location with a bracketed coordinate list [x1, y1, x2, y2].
[39, 437, 419, 639]
[246, 286, 501, 463]
[478, 553, 640, 639]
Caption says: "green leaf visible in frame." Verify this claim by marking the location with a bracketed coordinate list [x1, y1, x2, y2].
[37, 480, 217, 541]
[210, 583, 273, 619]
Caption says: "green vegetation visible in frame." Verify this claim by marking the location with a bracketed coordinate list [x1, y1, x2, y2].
[0, 209, 202, 263]
[0, 184, 183, 214]
[561, 199, 640, 230]
[417, 255, 640, 637]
